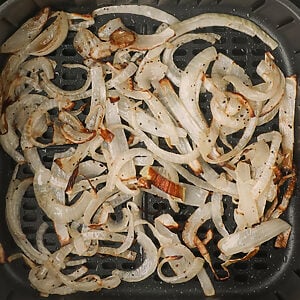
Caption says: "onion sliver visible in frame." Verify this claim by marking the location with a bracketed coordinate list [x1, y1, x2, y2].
[171, 13, 278, 50]
[182, 203, 212, 248]
[113, 231, 158, 282]
[0, 7, 50, 53]
[92, 5, 179, 25]
[26, 11, 69, 56]
[6, 169, 47, 264]
[218, 219, 291, 256]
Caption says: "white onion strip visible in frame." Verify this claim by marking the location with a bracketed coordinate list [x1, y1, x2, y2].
[218, 219, 291, 256]
[171, 13, 278, 50]
[92, 5, 179, 25]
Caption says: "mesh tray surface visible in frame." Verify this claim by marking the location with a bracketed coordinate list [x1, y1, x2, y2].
[0, 0, 300, 300]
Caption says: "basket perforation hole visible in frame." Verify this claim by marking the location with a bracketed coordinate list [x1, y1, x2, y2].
[22, 165, 33, 176]
[24, 188, 35, 199]
[22, 212, 37, 223]
[44, 238, 57, 247]
[101, 240, 117, 247]
[86, 261, 97, 270]
[23, 226, 37, 235]
[102, 261, 117, 270]
[23, 201, 37, 210]
[175, 48, 187, 57]
[62, 48, 77, 57]
[62, 72, 77, 80]
[233, 273, 248, 282]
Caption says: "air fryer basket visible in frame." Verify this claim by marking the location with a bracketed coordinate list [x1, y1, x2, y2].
[0, 0, 299, 299]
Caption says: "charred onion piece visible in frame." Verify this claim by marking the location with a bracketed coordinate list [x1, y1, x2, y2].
[110, 28, 136, 48]
[140, 166, 185, 200]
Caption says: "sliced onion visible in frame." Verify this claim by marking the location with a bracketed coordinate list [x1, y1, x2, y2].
[92, 5, 179, 25]
[6, 169, 48, 264]
[182, 203, 212, 248]
[279, 76, 296, 170]
[211, 52, 251, 91]
[171, 13, 278, 50]
[211, 192, 229, 237]
[224, 53, 282, 102]
[158, 256, 204, 284]
[179, 46, 217, 131]
[236, 161, 259, 228]
[67, 12, 95, 31]
[218, 219, 290, 256]
[98, 18, 126, 41]
[86, 62, 106, 130]
[33, 168, 91, 224]
[0, 7, 50, 53]
[127, 27, 174, 51]
[140, 166, 185, 201]
[26, 11, 69, 56]
[113, 231, 158, 282]
[98, 247, 136, 261]
[163, 33, 221, 86]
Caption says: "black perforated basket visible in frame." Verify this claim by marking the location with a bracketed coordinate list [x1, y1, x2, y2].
[0, 0, 300, 299]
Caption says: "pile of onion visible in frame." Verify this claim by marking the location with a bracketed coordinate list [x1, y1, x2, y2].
[0, 5, 296, 297]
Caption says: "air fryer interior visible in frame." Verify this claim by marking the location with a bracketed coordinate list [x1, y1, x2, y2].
[0, 1, 300, 300]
